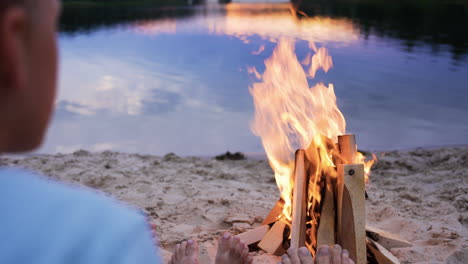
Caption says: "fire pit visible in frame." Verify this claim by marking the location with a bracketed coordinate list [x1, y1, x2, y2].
[240, 39, 411, 263]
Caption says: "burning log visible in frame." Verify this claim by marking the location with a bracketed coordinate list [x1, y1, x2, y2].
[258, 221, 288, 255]
[290, 149, 308, 249]
[366, 226, 411, 250]
[262, 199, 284, 225]
[237, 225, 270, 246]
[336, 134, 366, 264]
[316, 178, 335, 247]
[337, 164, 366, 264]
[237, 134, 401, 264]
[338, 134, 357, 164]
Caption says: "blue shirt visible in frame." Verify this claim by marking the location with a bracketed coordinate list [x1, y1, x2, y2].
[0, 168, 161, 264]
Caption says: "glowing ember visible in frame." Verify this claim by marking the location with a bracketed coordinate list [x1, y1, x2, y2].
[249, 38, 375, 252]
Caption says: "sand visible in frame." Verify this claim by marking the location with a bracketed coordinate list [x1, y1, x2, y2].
[0, 147, 466, 263]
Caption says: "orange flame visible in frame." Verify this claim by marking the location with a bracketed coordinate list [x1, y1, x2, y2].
[249, 38, 375, 227]
[250, 38, 345, 222]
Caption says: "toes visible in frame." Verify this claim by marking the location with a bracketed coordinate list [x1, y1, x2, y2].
[230, 236, 241, 253]
[235, 241, 245, 256]
[331, 244, 342, 264]
[281, 254, 292, 264]
[241, 245, 249, 258]
[287, 247, 301, 264]
[179, 241, 187, 259]
[341, 249, 351, 264]
[298, 247, 313, 264]
[315, 245, 331, 264]
[175, 244, 182, 260]
[186, 239, 198, 257]
[218, 233, 231, 252]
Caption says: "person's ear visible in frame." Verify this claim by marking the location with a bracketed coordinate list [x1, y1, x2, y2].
[0, 7, 28, 94]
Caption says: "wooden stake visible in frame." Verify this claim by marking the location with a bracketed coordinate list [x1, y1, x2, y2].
[258, 221, 287, 255]
[338, 134, 357, 164]
[366, 226, 411, 250]
[337, 164, 366, 264]
[367, 238, 401, 264]
[290, 149, 308, 249]
[237, 225, 270, 246]
[316, 182, 336, 247]
[262, 199, 285, 225]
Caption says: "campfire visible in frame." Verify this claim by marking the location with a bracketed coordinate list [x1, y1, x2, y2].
[238, 39, 411, 263]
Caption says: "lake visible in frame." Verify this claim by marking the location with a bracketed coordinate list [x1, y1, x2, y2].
[43, 0, 468, 156]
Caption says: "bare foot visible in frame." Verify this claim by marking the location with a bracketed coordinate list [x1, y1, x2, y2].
[169, 240, 199, 264]
[280, 247, 314, 264]
[314, 245, 355, 264]
[215, 233, 253, 264]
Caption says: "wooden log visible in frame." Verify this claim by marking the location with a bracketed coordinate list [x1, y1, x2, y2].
[262, 199, 285, 225]
[258, 221, 287, 255]
[338, 134, 357, 164]
[337, 164, 366, 264]
[316, 182, 336, 247]
[367, 238, 401, 264]
[366, 226, 411, 249]
[290, 149, 308, 249]
[237, 225, 270, 246]
[333, 143, 342, 165]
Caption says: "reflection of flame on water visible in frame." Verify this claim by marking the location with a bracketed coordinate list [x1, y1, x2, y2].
[130, 3, 359, 45]
[132, 19, 177, 35]
[210, 3, 359, 44]
[249, 38, 375, 253]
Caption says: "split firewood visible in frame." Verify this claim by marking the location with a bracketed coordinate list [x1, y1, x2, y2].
[366, 226, 411, 249]
[290, 149, 308, 249]
[367, 238, 401, 264]
[316, 181, 335, 247]
[336, 134, 356, 242]
[333, 143, 341, 165]
[337, 163, 366, 264]
[338, 134, 357, 164]
[258, 220, 287, 255]
[262, 199, 284, 225]
[237, 225, 270, 246]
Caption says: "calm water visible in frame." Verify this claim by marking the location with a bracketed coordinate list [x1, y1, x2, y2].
[42, 0, 468, 155]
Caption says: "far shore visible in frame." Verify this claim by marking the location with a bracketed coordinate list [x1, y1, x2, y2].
[62, 0, 188, 7]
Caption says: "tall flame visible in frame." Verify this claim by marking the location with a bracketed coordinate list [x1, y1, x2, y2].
[250, 38, 346, 222]
[250, 37, 375, 229]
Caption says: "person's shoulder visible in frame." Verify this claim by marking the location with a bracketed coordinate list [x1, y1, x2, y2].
[0, 166, 144, 225]
[0, 167, 160, 263]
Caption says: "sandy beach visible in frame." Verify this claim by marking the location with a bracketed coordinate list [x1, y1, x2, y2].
[1, 147, 466, 263]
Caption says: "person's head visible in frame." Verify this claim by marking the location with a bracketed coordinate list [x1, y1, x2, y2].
[0, 0, 60, 153]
